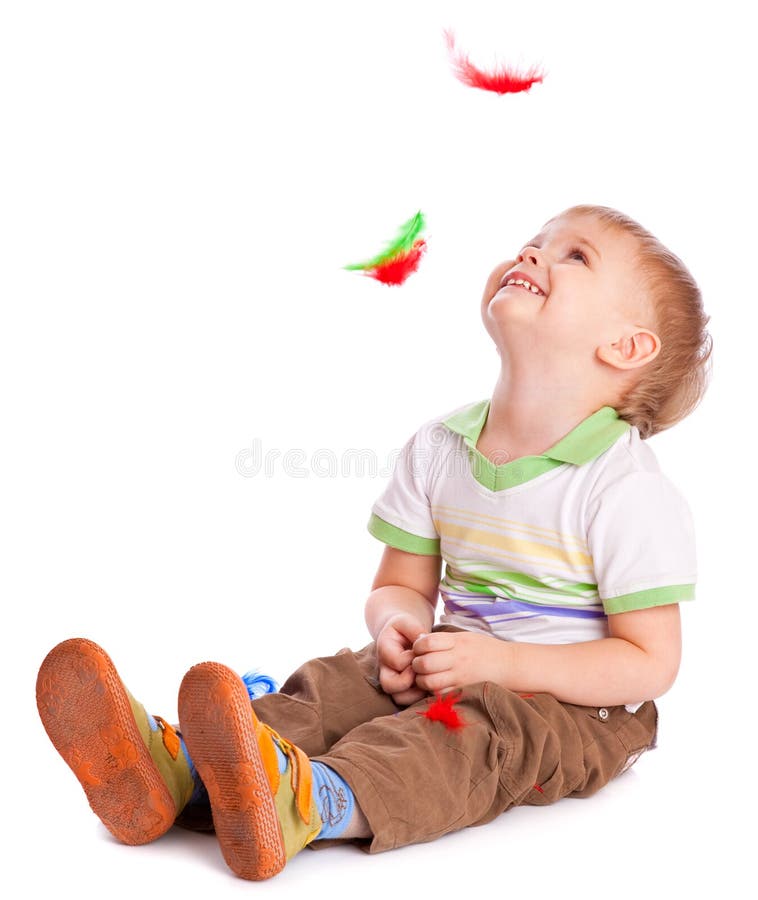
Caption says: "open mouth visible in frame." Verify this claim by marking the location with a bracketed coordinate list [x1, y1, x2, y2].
[499, 277, 545, 297]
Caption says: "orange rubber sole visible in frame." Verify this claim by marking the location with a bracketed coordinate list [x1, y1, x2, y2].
[36, 638, 176, 845]
[178, 662, 286, 880]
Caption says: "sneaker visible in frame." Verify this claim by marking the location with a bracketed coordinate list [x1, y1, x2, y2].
[36, 638, 195, 845]
[178, 661, 322, 880]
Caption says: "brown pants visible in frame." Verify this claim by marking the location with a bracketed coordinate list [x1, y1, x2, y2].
[250, 637, 659, 854]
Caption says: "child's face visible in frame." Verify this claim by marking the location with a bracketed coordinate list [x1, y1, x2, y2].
[481, 212, 649, 369]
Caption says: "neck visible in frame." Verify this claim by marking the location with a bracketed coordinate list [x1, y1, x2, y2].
[483, 363, 609, 458]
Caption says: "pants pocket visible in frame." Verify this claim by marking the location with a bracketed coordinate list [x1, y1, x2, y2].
[566, 701, 658, 797]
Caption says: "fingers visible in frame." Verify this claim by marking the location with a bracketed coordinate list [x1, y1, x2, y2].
[392, 615, 428, 646]
[415, 671, 456, 694]
[412, 657, 455, 693]
[379, 625, 461, 700]
[378, 640, 414, 673]
[391, 686, 427, 707]
[379, 663, 416, 695]
[412, 632, 454, 656]
[412, 649, 453, 676]
[376, 624, 413, 672]
[377, 616, 428, 672]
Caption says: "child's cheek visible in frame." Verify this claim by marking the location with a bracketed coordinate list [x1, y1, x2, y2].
[483, 260, 516, 301]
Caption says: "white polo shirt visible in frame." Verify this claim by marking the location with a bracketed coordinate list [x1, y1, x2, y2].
[368, 400, 696, 708]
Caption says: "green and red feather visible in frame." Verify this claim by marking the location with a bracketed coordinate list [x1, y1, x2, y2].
[345, 211, 427, 286]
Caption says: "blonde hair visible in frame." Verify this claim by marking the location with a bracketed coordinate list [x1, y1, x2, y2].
[555, 204, 713, 439]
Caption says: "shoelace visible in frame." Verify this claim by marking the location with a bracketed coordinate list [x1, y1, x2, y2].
[255, 721, 313, 825]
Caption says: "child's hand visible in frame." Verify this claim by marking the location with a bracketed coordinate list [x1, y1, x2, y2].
[376, 614, 429, 706]
[411, 631, 506, 694]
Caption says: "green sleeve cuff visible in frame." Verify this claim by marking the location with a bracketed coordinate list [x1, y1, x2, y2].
[367, 513, 441, 556]
[604, 583, 695, 615]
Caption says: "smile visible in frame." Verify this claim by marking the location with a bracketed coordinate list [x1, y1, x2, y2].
[501, 278, 545, 297]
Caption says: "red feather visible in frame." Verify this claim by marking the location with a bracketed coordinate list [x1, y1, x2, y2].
[420, 692, 466, 730]
[366, 239, 426, 286]
[445, 30, 544, 95]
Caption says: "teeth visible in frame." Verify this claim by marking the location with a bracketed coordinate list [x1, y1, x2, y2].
[504, 277, 543, 296]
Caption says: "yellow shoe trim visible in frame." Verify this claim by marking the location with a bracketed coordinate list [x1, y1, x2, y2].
[257, 724, 315, 827]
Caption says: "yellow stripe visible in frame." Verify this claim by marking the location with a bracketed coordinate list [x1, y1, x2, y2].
[442, 535, 593, 577]
[434, 504, 589, 550]
[435, 520, 593, 569]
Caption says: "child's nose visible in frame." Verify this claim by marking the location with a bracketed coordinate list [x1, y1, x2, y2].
[519, 246, 542, 266]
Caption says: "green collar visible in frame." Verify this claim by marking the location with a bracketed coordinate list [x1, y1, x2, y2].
[442, 400, 630, 491]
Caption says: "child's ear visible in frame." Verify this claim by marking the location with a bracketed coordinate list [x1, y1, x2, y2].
[597, 327, 661, 370]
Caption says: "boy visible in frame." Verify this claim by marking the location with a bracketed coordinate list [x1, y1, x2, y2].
[37, 204, 712, 880]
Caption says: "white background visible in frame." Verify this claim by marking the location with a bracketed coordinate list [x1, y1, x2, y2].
[1, 1, 753, 896]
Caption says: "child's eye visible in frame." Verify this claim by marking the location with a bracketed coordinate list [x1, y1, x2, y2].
[568, 248, 587, 263]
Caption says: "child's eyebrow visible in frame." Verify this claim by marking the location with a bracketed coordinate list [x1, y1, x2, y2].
[575, 237, 601, 260]
[523, 234, 601, 261]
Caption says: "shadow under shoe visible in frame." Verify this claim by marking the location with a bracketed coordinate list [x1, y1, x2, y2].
[36, 638, 195, 845]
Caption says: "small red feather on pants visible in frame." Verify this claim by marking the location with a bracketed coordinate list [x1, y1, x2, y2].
[444, 30, 544, 95]
[420, 692, 466, 730]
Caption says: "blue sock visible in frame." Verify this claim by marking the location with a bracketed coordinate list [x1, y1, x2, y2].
[271, 743, 355, 839]
[309, 761, 355, 840]
[273, 740, 289, 774]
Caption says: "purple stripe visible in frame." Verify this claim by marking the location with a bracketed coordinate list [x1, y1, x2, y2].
[444, 594, 606, 621]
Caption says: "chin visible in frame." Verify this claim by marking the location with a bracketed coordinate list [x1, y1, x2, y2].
[484, 299, 532, 330]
